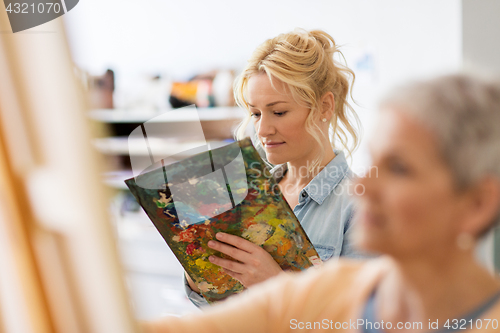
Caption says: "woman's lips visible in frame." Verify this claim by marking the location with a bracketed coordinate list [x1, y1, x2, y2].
[264, 142, 285, 148]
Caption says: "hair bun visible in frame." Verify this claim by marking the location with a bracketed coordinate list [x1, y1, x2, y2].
[308, 30, 336, 52]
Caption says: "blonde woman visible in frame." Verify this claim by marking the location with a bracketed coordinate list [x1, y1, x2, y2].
[184, 29, 363, 307]
[147, 74, 500, 332]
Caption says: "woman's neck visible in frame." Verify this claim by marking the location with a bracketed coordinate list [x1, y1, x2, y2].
[377, 252, 500, 327]
[284, 146, 336, 187]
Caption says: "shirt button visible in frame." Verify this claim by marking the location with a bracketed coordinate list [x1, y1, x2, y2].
[302, 192, 307, 198]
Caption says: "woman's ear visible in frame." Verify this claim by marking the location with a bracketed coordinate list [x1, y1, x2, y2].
[462, 177, 500, 237]
[320, 91, 335, 120]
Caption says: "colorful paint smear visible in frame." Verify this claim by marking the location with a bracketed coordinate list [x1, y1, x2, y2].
[125, 138, 320, 303]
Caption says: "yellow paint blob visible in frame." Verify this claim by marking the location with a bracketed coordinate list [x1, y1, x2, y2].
[195, 258, 219, 271]
[253, 205, 277, 224]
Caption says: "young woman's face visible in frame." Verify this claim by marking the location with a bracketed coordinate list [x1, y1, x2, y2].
[355, 109, 469, 259]
[246, 73, 319, 166]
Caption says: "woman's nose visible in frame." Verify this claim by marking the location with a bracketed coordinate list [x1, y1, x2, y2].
[256, 114, 276, 138]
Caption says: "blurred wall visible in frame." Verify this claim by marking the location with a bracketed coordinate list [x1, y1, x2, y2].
[463, 0, 500, 72]
[63, 0, 461, 81]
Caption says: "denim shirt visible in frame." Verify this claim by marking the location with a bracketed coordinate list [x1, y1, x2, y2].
[270, 150, 359, 260]
[184, 150, 360, 308]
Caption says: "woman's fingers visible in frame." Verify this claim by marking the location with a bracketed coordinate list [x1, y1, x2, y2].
[222, 268, 243, 280]
[206, 233, 283, 287]
[208, 240, 252, 262]
[209, 255, 246, 273]
[214, 232, 259, 253]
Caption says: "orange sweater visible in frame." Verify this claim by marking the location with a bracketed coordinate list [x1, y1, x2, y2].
[143, 258, 500, 333]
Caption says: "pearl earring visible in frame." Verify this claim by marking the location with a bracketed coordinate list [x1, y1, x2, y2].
[322, 118, 327, 123]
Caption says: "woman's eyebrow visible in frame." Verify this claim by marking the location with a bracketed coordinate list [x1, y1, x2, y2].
[370, 148, 406, 163]
[384, 150, 413, 163]
[247, 101, 288, 108]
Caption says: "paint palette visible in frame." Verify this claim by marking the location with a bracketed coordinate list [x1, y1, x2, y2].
[125, 138, 320, 303]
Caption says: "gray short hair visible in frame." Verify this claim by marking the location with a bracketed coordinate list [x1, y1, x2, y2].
[380, 74, 500, 190]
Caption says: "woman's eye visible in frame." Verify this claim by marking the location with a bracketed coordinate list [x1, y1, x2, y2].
[274, 111, 287, 116]
[250, 113, 261, 118]
[388, 161, 409, 175]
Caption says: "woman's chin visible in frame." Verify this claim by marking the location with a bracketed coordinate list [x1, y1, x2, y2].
[351, 224, 385, 254]
[265, 154, 288, 166]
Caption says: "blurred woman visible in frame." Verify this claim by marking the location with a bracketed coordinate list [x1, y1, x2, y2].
[184, 29, 363, 307]
[148, 74, 500, 332]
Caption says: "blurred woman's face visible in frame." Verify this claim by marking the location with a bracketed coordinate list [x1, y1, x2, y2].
[246, 73, 319, 166]
[355, 108, 470, 259]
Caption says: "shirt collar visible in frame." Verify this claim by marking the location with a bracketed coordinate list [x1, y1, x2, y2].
[269, 150, 350, 205]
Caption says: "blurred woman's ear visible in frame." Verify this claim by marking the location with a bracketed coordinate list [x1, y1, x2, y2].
[462, 177, 500, 237]
[320, 91, 335, 120]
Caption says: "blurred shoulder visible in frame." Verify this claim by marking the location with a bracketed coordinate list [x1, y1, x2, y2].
[278, 257, 390, 294]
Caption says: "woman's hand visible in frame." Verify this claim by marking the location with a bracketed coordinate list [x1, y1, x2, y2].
[208, 232, 283, 287]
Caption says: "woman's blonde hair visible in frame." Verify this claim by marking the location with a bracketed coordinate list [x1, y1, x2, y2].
[234, 28, 360, 173]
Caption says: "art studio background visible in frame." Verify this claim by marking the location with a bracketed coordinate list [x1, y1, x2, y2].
[1, 1, 500, 333]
